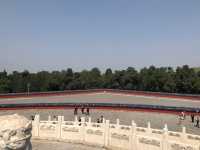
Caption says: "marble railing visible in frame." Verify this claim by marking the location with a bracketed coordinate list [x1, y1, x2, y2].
[32, 115, 200, 150]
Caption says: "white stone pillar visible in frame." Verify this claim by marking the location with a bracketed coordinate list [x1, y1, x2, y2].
[74, 115, 78, 125]
[103, 118, 106, 124]
[57, 116, 62, 139]
[181, 126, 187, 142]
[48, 115, 51, 122]
[80, 117, 86, 143]
[62, 116, 65, 122]
[130, 120, 137, 150]
[104, 120, 110, 147]
[116, 118, 120, 129]
[88, 117, 91, 126]
[147, 121, 152, 134]
[33, 114, 40, 137]
[162, 124, 168, 150]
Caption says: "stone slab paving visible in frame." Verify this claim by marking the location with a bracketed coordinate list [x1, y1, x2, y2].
[0, 93, 200, 108]
[0, 109, 199, 135]
[32, 139, 105, 150]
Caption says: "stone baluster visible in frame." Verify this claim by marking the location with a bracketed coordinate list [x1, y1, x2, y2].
[57, 116, 62, 139]
[130, 120, 137, 150]
[104, 120, 110, 147]
[162, 124, 168, 150]
[147, 122, 152, 134]
[80, 117, 86, 142]
[61, 116, 65, 122]
[181, 126, 187, 142]
[74, 115, 78, 125]
[103, 117, 106, 124]
[48, 115, 51, 122]
[116, 118, 120, 129]
[88, 117, 92, 126]
[33, 114, 40, 137]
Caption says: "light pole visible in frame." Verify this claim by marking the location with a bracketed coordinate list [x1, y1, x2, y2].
[27, 83, 30, 95]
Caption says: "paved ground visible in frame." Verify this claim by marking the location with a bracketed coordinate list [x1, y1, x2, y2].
[0, 109, 199, 135]
[32, 139, 105, 150]
[0, 93, 200, 108]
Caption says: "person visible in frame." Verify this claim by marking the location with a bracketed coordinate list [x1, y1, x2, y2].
[30, 115, 34, 121]
[53, 115, 57, 121]
[97, 118, 100, 123]
[177, 114, 182, 125]
[191, 114, 195, 123]
[100, 115, 104, 123]
[196, 116, 200, 128]
[86, 107, 90, 115]
[81, 106, 85, 114]
[78, 116, 81, 126]
[181, 111, 185, 120]
[53, 115, 57, 124]
[74, 107, 78, 115]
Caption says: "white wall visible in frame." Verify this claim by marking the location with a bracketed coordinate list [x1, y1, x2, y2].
[32, 115, 200, 150]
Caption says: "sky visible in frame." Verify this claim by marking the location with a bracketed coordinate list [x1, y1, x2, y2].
[0, 0, 200, 73]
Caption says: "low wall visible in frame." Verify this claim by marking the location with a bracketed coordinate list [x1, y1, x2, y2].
[32, 114, 200, 150]
[0, 89, 200, 100]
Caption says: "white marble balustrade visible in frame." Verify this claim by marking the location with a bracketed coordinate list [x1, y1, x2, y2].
[32, 114, 200, 150]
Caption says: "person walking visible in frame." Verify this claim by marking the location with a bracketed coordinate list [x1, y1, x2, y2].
[177, 114, 182, 125]
[78, 116, 82, 126]
[81, 106, 85, 114]
[191, 114, 195, 123]
[74, 107, 78, 115]
[196, 116, 200, 128]
[86, 107, 90, 115]
[181, 111, 185, 120]
[100, 115, 104, 123]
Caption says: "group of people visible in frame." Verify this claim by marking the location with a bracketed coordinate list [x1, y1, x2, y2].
[74, 106, 90, 116]
[74, 106, 105, 125]
[178, 111, 200, 128]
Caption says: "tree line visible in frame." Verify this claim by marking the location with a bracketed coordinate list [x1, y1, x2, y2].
[0, 65, 200, 94]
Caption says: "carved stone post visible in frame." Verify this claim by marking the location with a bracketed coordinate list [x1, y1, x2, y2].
[57, 116, 62, 139]
[48, 115, 51, 122]
[147, 122, 152, 135]
[33, 114, 40, 137]
[0, 114, 32, 150]
[116, 118, 120, 129]
[181, 126, 187, 142]
[130, 120, 137, 150]
[104, 120, 110, 147]
[80, 117, 86, 143]
[162, 124, 168, 150]
[88, 117, 91, 126]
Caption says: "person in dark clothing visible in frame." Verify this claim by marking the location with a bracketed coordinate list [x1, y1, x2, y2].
[191, 114, 195, 123]
[196, 116, 200, 128]
[78, 116, 81, 126]
[74, 107, 78, 115]
[30, 115, 35, 121]
[86, 107, 90, 115]
[100, 115, 104, 123]
[81, 106, 85, 114]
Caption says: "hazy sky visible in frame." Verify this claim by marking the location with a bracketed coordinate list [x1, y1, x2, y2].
[0, 0, 200, 72]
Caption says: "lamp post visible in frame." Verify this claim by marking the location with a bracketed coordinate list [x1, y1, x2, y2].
[27, 83, 30, 95]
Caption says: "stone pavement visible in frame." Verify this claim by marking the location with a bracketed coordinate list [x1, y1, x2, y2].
[32, 139, 105, 150]
[0, 109, 200, 135]
[0, 93, 200, 108]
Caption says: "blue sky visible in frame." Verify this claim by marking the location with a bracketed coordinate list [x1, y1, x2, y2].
[0, 0, 200, 72]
